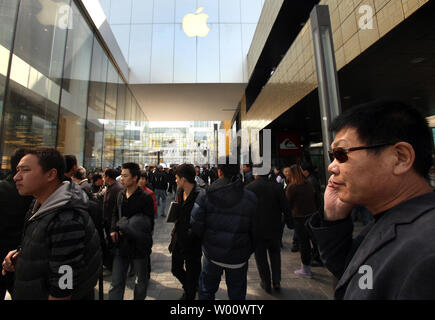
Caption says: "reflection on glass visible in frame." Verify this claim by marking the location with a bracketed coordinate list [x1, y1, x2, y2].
[102, 62, 118, 168]
[84, 38, 108, 169]
[1, 0, 69, 169]
[0, 0, 19, 168]
[57, 1, 94, 166]
[114, 82, 126, 167]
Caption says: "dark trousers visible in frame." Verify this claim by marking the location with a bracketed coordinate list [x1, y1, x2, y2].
[198, 256, 248, 300]
[254, 238, 281, 286]
[294, 216, 312, 266]
[171, 247, 201, 300]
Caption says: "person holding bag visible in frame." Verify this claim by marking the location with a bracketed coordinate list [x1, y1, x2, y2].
[109, 163, 154, 300]
[169, 164, 202, 300]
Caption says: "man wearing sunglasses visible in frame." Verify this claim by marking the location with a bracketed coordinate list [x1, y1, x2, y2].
[308, 99, 435, 299]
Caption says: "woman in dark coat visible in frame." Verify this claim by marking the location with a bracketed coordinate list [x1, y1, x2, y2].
[286, 164, 318, 278]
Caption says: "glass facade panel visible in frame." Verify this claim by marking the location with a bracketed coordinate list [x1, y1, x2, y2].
[220, 24, 243, 82]
[109, 0, 132, 25]
[123, 90, 132, 163]
[219, 0, 241, 23]
[151, 24, 175, 83]
[114, 82, 126, 167]
[129, 24, 152, 84]
[131, 0, 153, 24]
[174, 24, 196, 83]
[198, 0, 219, 23]
[0, 0, 19, 166]
[1, 0, 69, 169]
[57, 1, 94, 165]
[84, 38, 108, 170]
[197, 23, 220, 83]
[153, 0, 175, 24]
[175, 0, 196, 23]
[0, 0, 148, 173]
[102, 62, 118, 168]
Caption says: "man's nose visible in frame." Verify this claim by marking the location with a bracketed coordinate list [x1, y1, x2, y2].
[328, 160, 339, 175]
[13, 172, 21, 181]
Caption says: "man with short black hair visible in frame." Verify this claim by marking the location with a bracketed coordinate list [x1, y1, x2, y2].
[101, 169, 123, 270]
[308, 100, 435, 299]
[191, 157, 257, 300]
[246, 170, 292, 293]
[2, 148, 101, 300]
[169, 164, 202, 300]
[64, 155, 78, 180]
[109, 163, 154, 300]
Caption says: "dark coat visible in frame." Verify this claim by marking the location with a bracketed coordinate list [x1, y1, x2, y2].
[169, 185, 202, 258]
[244, 171, 254, 185]
[190, 177, 257, 265]
[103, 181, 123, 223]
[245, 176, 292, 241]
[308, 192, 435, 299]
[286, 182, 318, 218]
[0, 174, 33, 260]
[13, 181, 101, 300]
[117, 214, 152, 256]
[111, 187, 155, 259]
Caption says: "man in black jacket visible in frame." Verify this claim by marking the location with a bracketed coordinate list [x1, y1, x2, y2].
[191, 158, 257, 300]
[102, 169, 123, 270]
[2, 148, 101, 300]
[169, 164, 202, 300]
[0, 149, 33, 299]
[245, 172, 292, 293]
[109, 163, 154, 300]
[308, 100, 435, 299]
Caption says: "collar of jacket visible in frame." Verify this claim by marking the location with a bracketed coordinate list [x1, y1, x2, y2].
[178, 184, 200, 205]
[121, 186, 143, 198]
[336, 191, 435, 293]
[29, 181, 88, 221]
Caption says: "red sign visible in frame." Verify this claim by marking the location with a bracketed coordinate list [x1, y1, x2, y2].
[278, 133, 301, 156]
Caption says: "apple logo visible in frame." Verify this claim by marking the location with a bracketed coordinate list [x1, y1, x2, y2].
[182, 7, 210, 38]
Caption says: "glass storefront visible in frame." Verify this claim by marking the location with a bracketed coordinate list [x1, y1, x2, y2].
[0, 0, 148, 173]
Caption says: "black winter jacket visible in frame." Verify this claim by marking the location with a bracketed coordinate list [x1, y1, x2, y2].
[169, 185, 202, 258]
[13, 181, 101, 300]
[308, 192, 435, 299]
[111, 187, 155, 258]
[190, 177, 257, 265]
[245, 176, 292, 241]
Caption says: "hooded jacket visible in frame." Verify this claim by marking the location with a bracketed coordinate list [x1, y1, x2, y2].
[13, 181, 101, 300]
[190, 177, 257, 265]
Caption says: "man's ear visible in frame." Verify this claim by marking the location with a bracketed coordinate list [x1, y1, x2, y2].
[46, 168, 59, 182]
[392, 142, 415, 176]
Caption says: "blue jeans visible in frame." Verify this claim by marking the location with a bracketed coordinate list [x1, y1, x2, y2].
[109, 250, 149, 300]
[155, 189, 167, 216]
[198, 256, 248, 300]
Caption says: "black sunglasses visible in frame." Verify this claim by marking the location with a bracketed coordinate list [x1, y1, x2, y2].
[328, 143, 396, 163]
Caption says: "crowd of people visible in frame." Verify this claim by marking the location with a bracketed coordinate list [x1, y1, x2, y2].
[1, 99, 435, 300]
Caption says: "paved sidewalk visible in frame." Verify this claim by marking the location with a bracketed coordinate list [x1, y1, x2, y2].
[98, 193, 337, 300]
